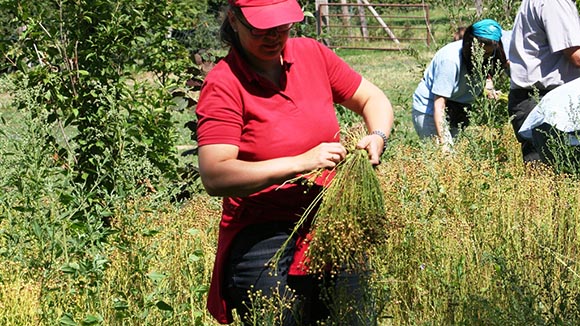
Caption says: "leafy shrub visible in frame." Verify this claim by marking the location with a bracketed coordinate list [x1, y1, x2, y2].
[3, 0, 199, 201]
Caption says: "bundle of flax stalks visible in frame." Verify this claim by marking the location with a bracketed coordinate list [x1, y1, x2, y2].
[274, 127, 389, 274]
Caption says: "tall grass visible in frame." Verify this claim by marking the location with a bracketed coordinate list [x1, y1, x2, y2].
[374, 125, 580, 325]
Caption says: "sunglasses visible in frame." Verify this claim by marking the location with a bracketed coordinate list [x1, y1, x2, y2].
[236, 15, 293, 37]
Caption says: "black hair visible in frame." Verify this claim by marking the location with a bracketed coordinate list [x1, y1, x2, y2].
[461, 24, 508, 76]
[219, 5, 243, 51]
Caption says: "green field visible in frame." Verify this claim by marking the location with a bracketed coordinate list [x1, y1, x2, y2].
[4, 3, 580, 325]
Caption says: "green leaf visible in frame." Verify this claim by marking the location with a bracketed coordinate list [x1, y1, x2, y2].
[147, 271, 166, 282]
[59, 193, 75, 205]
[113, 298, 129, 310]
[188, 253, 200, 263]
[155, 300, 173, 311]
[61, 262, 80, 274]
[13, 206, 34, 212]
[194, 284, 209, 295]
[99, 210, 113, 217]
[142, 228, 161, 236]
[187, 228, 200, 236]
[59, 314, 78, 326]
[171, 96, 189, 111]
[56, 93, 68, 102]
[82, 314, 102, 325]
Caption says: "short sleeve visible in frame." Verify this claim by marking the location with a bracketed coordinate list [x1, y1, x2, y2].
[430, 58, 459, 98]
[195, 77, 244, 147]
[543, 0, 580, 53]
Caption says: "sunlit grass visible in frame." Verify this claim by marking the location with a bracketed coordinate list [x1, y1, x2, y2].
[0, 195, 224, 325]
[0, 262, 41, 325]
[93, 196, 222, 325]
[338, 48, 428, 145]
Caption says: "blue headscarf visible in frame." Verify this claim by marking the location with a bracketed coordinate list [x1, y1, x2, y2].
[472, 19, 502, 42]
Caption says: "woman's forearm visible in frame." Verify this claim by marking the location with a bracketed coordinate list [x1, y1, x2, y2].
[198, 142, 347, 197]
[433, 95, 447, 142]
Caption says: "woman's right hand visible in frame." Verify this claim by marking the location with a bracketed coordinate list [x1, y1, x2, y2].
[296, 142, 347, 173]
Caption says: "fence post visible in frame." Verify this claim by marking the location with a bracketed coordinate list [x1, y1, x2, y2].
[317, 2, 431, 50]
[357, 0, 368, 39]
[424, 4, 431, 46]
[360, 0, 400, 45]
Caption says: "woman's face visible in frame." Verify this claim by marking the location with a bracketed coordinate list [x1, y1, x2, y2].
[482, 41, 498, 58]
[229, 10, 291, 63]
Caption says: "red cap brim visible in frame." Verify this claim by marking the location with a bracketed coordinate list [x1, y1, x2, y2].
[240, 0, 304, 29]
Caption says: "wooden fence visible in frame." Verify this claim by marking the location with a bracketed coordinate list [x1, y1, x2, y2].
[317, 2, 432, 51]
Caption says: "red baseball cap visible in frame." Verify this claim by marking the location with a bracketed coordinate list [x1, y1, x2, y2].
[229, 0, 304, 29]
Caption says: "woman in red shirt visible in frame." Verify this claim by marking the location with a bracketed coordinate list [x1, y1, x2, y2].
[195, 0, 394, 324]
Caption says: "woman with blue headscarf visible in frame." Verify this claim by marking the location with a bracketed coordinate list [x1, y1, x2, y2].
[412, 19, 508, 149]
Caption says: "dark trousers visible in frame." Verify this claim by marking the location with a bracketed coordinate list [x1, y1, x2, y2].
[508, 88, 551, 162]
[446, 100, 471, 131]
[225, 222, 373, 326]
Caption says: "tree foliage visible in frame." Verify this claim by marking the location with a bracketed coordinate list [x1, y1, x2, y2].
[0, 0, 208, 201]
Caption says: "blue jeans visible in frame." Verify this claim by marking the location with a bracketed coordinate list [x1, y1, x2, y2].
[412, 101, 471, 140]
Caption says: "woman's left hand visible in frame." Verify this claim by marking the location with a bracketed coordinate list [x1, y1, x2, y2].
[356, 134, 383, 165]
[339, 77, 393, 166]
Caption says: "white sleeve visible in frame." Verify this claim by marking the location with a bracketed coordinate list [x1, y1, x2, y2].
[543, 0, 580, 53]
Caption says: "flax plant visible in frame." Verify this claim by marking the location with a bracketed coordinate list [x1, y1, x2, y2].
[306, 147, 388, 274]
[535, 98, 580, 176]
[376, 125, 580, 325]
[239, 286, 299, 325]
[463, 37, 511, 167]
[272, 126, 388, 275]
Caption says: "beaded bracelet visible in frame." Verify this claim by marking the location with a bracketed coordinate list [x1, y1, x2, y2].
[371, 130, 388, 153]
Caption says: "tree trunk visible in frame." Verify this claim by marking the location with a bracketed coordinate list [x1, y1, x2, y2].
[340, 0, 352, 37]
[316, 0, 330, 45]
[316, 0, 329, 27]
[475, 0, 484, 16]
[357, 0, 368, 39]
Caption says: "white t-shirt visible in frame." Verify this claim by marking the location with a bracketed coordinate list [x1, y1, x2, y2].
[509, 0, 580, 90]
[501, 30, 512, 60]
[519, 77, 580, 139]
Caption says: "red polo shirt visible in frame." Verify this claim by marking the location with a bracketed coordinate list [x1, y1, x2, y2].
[196, 37, 362, 324]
